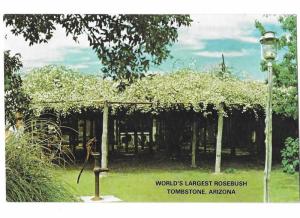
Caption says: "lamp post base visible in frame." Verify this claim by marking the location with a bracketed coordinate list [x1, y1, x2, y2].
[80, 195, 122, 203]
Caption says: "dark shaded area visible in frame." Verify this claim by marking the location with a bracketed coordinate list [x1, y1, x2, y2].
[37, 108, 298, 167]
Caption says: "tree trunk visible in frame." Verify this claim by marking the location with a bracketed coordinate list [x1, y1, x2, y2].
[191, 115, 197, 168]
[215, 103, 224, 173]
[264, 62, 273, 202]
[101, 102, 109, 169]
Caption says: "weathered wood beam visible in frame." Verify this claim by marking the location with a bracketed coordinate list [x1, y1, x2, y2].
[90, 119, 94, 138]
[229, 116, 236, 156]
[191, 115, 197, 168]
[113, 119, 117, 145]
[125, 126, 129, 153]
[134, 117, 138, 154]
[141, 130, 145, 150]
[113, 118, 117, 152]
[83, 119, 87, 157]
[116, 119, 120, 147]
[101, 102, 109, 169]
[149, 117, 153, 153]
[152, 117, 157, 144]
[215, 103, 224, 173]
[203, 119, 207, 154]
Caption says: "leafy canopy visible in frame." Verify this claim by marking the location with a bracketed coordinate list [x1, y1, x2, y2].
[4, 14, 192, 81]
[281, 137, 299, 174]
[255, 15, 298, 119]
[4, 51, 30, 127]
[22, 65, 293, 117]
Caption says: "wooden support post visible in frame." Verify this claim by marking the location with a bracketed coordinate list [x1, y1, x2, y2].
[157, 119, 161, 150]
[191, 115, 197, 168]
[229, 116, 236, 156]
[203, 119, 207, 154]
[141, 130, 145, 150]
[69, 116, 76, 155]
[149, 117, 153, 153]
[73, 115, 79, 153]
[125, 126, 129, 153]
[215, 103, 224, 173]
[83, 119, 87, 157]
[101, 102, 109, 169]
[90, 119, 94, 138]
[163, 119, 166, 146]
[113, 118, 117, 152]
[152, 117, 157, 145]
[95, 112, 102, 152]
[117, 119, 120, 147]
[134, 118, 138, 154]
[160, 119, 164, 149]
[250, 118, 257, 156]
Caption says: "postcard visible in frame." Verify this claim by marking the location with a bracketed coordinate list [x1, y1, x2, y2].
[4, 13, 299, 203]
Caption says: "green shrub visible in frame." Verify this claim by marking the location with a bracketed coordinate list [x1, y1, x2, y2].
[281, 137, 299, 174]
[6, 133, 77, 202]
[224, 168, 237, 174]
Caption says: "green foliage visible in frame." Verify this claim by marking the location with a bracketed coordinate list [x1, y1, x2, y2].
[22, 65, 294, 117]
[4, 14, 192, 80]
[255, 15, 298, 119]
[277, 15, 297, 87]
[23, 65, 114, 114]
[281, 137, 299, 174]
[224, 168, 237, 174]
[6, 133, 76, 202]
[4, 50, 30, 127]
[273, 86, 298, 119]
[22, 65, 267, 115]
[255, 20, 266, 35]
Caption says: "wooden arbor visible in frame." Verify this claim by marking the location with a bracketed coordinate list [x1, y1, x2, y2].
[100, 101, 156, 169]
[36, 100, 265, 174]
[99, 101, 226, 173]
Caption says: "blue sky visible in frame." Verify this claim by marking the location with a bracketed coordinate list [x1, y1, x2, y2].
[4, 14, 283, 81]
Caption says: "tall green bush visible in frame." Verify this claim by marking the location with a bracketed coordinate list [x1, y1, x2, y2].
[6, 133, 76, 202]
[281, 137, 299, 174]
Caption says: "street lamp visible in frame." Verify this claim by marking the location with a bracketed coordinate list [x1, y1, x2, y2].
[260, 31, 278, 61]
[260, 31, 278, 203]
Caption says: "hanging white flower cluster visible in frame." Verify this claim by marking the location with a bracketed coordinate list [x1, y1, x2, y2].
[22, 65, 293, 117]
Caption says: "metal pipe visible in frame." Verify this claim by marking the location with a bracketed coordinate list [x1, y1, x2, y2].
[91, 152, 101, 201]
[90, 152, 108, 201]
[263, 61, 273, 202]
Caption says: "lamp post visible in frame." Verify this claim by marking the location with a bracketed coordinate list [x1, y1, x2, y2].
[260, 31, 278, 202]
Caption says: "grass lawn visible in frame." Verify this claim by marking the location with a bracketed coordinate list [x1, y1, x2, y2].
[55, 158, 299, 202]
